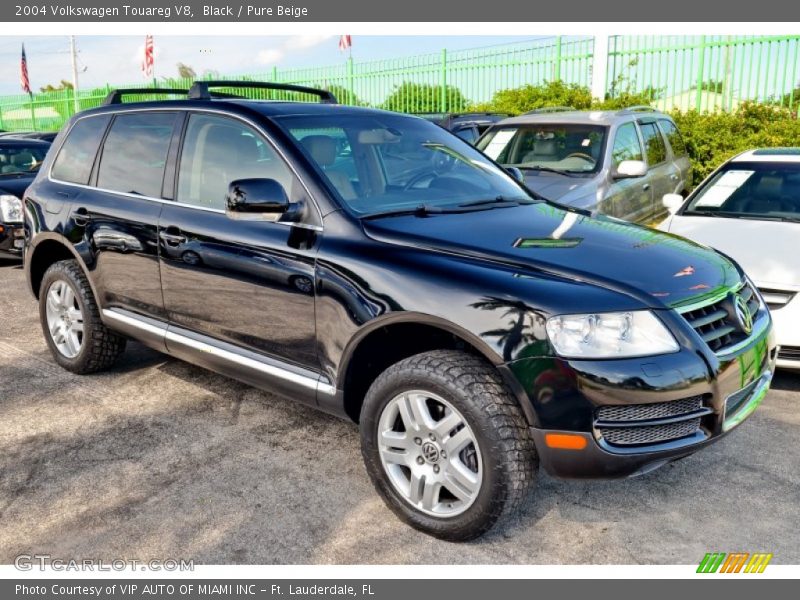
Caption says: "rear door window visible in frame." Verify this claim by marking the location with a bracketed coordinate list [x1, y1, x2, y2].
[639, 122, 667, 166]
[657, 119, 688, 157]
[97, 112, 177, 197]
[51, 114, 111, 184]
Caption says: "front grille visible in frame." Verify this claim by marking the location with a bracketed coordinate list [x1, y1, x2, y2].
[680, 282, 761, 353]
[594, 395, 710, 448]
[778, 346, 800, 361]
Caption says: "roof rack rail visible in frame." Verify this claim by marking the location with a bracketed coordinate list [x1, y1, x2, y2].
[102, 88, 189, 106]
[524, 106, 576, 115]
[188, 81, 338, 104]
[616, 105, 659, 115]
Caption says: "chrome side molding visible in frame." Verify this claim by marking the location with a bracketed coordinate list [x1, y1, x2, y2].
[101, 308, 335, 397]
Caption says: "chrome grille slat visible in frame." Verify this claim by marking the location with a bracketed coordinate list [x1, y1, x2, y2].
[686, 308, 727, 329]
[679, 281, 761, 353]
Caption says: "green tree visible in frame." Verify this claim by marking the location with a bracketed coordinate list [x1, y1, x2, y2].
[176, 63, 197, 80]
[323, 84, 365, 106]
[39, 80, 74, 93]
[472, 80, 593, 114]
[381, 82, 469, 113]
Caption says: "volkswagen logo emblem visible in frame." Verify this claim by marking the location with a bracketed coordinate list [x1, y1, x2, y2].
[734, 295, 754, 335]
[421, 441, 441, 463]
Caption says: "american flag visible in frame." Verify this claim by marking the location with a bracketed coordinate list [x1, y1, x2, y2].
[338, 35, 352, 53]
[141, 35, 154, 78]
[20, 44, 31, 95]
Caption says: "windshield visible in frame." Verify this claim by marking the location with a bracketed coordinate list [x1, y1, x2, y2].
[684, 161, 800, 222]
[0, 144, 48, 175]
[274, 113, 532, 217]
[476, 123, 607, 175]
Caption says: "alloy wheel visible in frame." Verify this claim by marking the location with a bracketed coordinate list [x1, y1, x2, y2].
[377, 390, 483, 517]
[45, 280, 84, 359]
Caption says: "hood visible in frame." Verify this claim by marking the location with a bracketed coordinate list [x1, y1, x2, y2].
[0, 174, 36, 198]
[664, 214, 800, 289]
[521, 171, 598, 205]
[362, 203, 742, 309]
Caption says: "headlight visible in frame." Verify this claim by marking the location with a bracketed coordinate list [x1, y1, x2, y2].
[545, 310, 679, 359]
[0, 195, 23, 223]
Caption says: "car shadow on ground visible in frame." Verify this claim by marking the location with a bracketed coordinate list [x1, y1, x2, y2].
[771, 370, 800, 392]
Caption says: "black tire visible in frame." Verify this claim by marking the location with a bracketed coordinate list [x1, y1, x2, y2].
[360, 350, 538, 541]
[38, 259, 126, 374]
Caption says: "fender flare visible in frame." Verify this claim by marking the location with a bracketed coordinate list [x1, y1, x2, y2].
[336, 311, 538, 426]
[25, 232, 99, 302]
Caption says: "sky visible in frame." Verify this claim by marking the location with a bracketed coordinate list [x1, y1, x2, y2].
[0, 35, 538, 95]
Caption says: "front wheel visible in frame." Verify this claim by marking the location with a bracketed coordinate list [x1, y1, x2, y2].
[360, 350, 538, 541]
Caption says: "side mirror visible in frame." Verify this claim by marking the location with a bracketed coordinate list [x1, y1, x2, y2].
[613, 160, 647, 179]
[225, 178, 289, 221]
[663, 193, 685, 214]
[505, 166, 525, 183]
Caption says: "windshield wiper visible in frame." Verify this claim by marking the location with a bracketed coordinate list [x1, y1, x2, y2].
[457, 196, 532, 209]
[362, 199, 529, 220]
[361, 204, 444, 220]
[685, 210, 739, 218]
[517, 165, 580, 177]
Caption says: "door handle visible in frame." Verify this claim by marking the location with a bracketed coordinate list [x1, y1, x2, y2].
[71, 207, 90, 226]
[159, 228, 187, 246]
[670, 174, 680, 181]
[642, 183, 651, 191]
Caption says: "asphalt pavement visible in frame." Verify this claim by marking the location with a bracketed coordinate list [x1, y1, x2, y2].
[1, 258, 798, 564]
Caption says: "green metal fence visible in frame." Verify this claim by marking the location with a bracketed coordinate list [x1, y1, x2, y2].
[1, 35, 798, 132]
[607, 35, 800, 112]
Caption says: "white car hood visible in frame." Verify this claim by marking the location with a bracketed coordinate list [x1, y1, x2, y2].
[660, 214, 800, 290]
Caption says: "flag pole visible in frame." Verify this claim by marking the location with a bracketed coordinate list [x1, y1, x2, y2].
[28, 92, 36, 131]
[69, 36, 80, 114]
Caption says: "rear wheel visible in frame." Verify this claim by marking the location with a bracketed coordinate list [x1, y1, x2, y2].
[39, 260, 126, 374]
[360, 350, 537, 541]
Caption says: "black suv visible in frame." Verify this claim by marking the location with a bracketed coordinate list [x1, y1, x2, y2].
[23, 82, 776, 541]
[1, 138, 50, 257]
[416, 112, 511, 144]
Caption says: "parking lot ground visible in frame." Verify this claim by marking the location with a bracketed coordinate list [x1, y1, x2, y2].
[1, 258, 799, 565]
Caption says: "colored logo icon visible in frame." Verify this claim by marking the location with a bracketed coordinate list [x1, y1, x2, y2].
[697, 552, 772, 573]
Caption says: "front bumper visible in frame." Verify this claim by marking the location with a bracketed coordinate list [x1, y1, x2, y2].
[509, 314, 777, 479]
[0, 221, 24, 257]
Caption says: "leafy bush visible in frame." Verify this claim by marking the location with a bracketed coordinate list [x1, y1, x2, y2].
[670, 102, 800, 182]
[471, 81, 592, 114]
[382, 82, 469, 113]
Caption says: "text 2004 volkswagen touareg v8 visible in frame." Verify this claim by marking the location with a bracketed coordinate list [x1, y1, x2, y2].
[23, 82, 776, 541]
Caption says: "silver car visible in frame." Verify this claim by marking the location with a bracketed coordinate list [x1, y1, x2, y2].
[476, 107, 692, 224]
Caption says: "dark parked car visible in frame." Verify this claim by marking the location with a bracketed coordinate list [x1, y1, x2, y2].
[0, 138, 50, 257]
[23, 83, 775, 541]
[476, 107, 692, 224]
[416, 112, 511, 144]
[8, 131, 60, 143]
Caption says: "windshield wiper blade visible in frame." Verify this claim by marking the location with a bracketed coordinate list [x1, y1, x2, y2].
[457, 196, 529, 209]
[518, 166, 579, 177]
[686, 210, 743, 218]
[361, 204, 443, 220]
